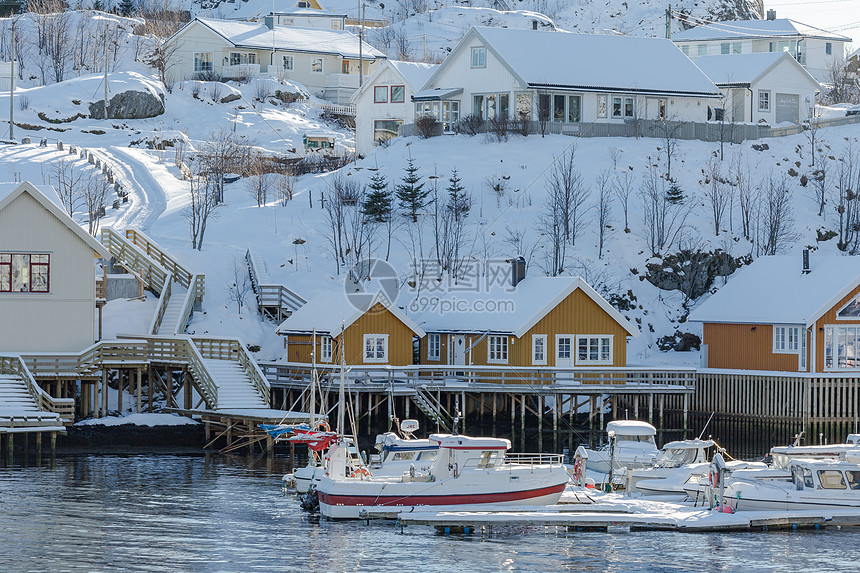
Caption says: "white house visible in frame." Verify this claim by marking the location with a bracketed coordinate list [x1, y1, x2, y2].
[412, 27, 722, 133]
[672, 17, 851, 83]
[352, 59, 438, 156]
[165, 18, 386, 104]
[0, 182, 110, 353]
[262, 8, 347, 31]
[695, 52, 821, 124]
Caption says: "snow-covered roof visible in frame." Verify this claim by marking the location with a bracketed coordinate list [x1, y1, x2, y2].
[412, 275, 639, 338]
[694, 52, 820, 88]
[662, 439, 715, 450]
[271, 9, 346, 17]
[412, 87, 463, 100]
[672, 18, 851, 43]
[0, 181, 111, 258]
[430, 434, 510, 450]
[606, 420, 657, 436]
[389, 60, 438, 91]
[688, 255, 860, 327]
[275, 288, 425, 337]
[453, 27, 721, 98]
[187, 18, 385, 60]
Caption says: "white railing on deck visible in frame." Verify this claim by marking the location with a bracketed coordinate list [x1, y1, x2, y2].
[149, 272, 173, 335]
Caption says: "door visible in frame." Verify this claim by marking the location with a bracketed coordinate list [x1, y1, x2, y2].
[775, 93, 799, 124]
[731, 88, 745, 123]
[556, 335, 573, 367]
[452, 335, 466, 366]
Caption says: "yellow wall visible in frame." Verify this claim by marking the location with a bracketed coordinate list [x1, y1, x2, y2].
[703, 323, 799, 372]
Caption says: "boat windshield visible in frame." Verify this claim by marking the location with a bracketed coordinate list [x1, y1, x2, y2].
[657, 448, 699, 466]
[617, 435, 656, 445]
[817, 470, 847, 489]
[847, 470, 860, 490]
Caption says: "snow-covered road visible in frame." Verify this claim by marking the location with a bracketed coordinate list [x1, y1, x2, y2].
[94, 146, 168, 232]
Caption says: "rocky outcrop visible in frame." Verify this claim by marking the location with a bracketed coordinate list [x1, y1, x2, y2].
[645, 249, 749, 302]
[89, 89, 165, 119]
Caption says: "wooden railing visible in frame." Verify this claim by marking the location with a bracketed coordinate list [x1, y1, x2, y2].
[259, 362, 697, 391]
[124, 228, 196, 291]
[245, 249, 305, 321]
[192, 336, 270, 406]
[0, 354, 75, 420]
[100, 228, 167, 293]
[149, 272, 173, 335]
[172, 276, 200, 336]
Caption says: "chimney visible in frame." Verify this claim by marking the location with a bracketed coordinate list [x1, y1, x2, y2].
[802, 249, 810, 274]
[264, 15, 274, 29]
[766, 9, 776, 20]
[511, 256, 526, 288]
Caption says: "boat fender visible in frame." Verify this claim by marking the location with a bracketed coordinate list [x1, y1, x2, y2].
[720, 504, 734, 514]
[350, 467, 371, 479]
[572, 458, 584, 486]
[708, 469, 719, 489]
[314, 420, 331, 432]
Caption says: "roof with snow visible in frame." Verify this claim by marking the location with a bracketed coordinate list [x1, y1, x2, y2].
[672, 18, 851, 43]
[606, 420, 656, 436]
[453, 27, 722, 98]
[270, 9, 346, 17]
[0, 181, 111, 258]
[183, 18, 385, 60]
[412, 275, 639, 338]
[276, 288, 425, 337]
[688, 255, 860, 327]
[389, 60, 438, 90]
[694, 52, 820, 88]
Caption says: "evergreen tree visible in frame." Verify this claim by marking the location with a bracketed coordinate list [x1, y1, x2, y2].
[446, 169, 470, 221]
[361, 171, 392, 223]
[666, 181, 684, 205]
[92, 0, 104, 11]
[119, 0, 135, 16]
[396, 157, 429, 222]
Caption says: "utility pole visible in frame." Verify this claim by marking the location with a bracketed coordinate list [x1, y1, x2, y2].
[666, 3, 672, 39]
[104, 24, 109, 120]
[358, 0, 364, 88]
[9, 19, 14, 141]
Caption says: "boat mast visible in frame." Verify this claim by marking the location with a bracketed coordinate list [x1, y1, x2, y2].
[337, 321, 346, 440]
[310, 329, 317, 430]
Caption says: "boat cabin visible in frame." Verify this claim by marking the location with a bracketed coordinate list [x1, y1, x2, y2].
[372, 431, 439, 468]
[430, 434, 510, 478]
[790, 459, 860, 491]
[654, 439, 715, 468]
[606, 420, 657, 446]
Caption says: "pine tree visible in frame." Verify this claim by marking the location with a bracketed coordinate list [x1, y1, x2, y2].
[666, 181, 684, 205]
[446, 169, 470, 222]
[396, 157, 429, 222]
[361, 171, 392, 223]
[119, 0, 135, 16]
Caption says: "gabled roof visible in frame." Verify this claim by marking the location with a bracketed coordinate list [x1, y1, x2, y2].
[672, 18, 851, 43]
[175, 18, 385, 60]
[276, 288, 426, 337]
[424, 27, 721, 98]
[688, 255, 860, 327]
[351, 60, 438, 103]
[0, 181, 111, 258]
[695, 52, 820, 89]
[413, 275, 639, 338]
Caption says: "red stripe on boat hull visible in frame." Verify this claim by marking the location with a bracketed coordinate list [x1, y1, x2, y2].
[318, 482, 567, 507]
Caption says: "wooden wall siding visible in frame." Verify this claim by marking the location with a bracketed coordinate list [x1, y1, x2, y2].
[814, 281, 860, 373]
[284, 303, 415, 366]
[703, 323, 800, 372]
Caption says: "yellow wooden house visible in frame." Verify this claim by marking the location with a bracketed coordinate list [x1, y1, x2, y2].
[689, 253, 860, 373]
[413, 275, 639, 368]
[276, 290, 425, 366]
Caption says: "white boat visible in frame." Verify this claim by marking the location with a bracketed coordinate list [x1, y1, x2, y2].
[583, 420, 659, 474]
[769, 435, 860, 469]
[315, 433, 570, 519]
[641, 459, 768, 498]
[720, 458, 860, 511]
[629, 439, 714, 495]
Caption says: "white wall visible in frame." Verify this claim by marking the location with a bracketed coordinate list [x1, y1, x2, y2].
[355, 65, 416, 156]
[0, 192, 97, 353]
[718, 58, 819, 124]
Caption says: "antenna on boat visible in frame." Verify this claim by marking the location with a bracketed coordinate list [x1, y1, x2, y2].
[337, 320, 346, 441]
[697, 412, 715, 440]
[452, 395, 461, 436]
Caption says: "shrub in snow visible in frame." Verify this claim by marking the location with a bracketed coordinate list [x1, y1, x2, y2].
[454, 114, 483, 136]
[415, 115, 441, 139]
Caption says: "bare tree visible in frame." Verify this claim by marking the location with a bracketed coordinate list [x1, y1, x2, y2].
[756, 174, 797, 256]
[640, 165, 687, 255]
[612, 166, 635, 233]
[52, 158, 83, 217]
[322, 175, 370, 273]
[246, 154, 271, 207]
[656, 115, 682, 180]
[810, 143, 831, 217]
[836, 140, 860, 253]
[183, 167, 221, 251]
[81, 169, 109, 236]
[198, 128, 246, 204]
[595, 169, 612, 259]
[545, 147, 589, 246]
[702, 156, 732, 236]
[539, 178, 567, 276]
[732, 151, 757, 241]
[226, 258, 251, 315]
[275, 168, 296, 206]
[394, 27, 411, 61]
[824, 57, 852, 104]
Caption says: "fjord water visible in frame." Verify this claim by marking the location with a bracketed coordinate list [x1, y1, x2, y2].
[1, 452, 859, 572]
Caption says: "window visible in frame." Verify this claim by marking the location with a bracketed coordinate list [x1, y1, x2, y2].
[557, 336, 571, 360]
[758, 90, 770, 112]
[374, 85, 388, 103]
[624, 97, 634, 118]
[597, 94, 607, 118]
[516, 92, 531, 120]
[442, 100, 459, 132]
[499, 93, 509, 118]
[332, 20, 343, 30]
[681, 45, 690, 56]
[471, 46, 486, 68]
[576, 335, 612, 365]
[697, 44, 707, 56]
[473, 94, 485, 118]
[486, 94, 497, 119]
[282, 55, 294, 70]
[342, 60, 350, 74]
[311, 58, 323, 73]
[657, 98, 667, 120]
[487, 335, 508, 364]
[391, 85, 405, 103]
[612, 96, 622, 118]
[824, 326, 860, 369]
[721, 42, 730, 55]
[532, 335, 547, 365]
[373, 119, 402, 145]
[538, 93, 551, 121]
[230, 52, 241, 65]
[838, 294, 860, 318]
[553, 94, 565, 122]
[774, 325, 801, 353]
[818, 470, 847, 489]
[320, 335, 333, 362]
[193, 52, 213, 72]
[826, 42, 832, 55]
[568, 95, 581, 123]
[363, 334, 388, 363]
[229, 52, 255, 65]
[0, 253, 49, 293]
[428, 333, 441, 361]
[732, 42, 742, 54]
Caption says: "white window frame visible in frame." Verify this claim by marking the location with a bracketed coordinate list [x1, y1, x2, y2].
[759, 90, 771, 112]
[428, 333, 441, 361]
[773, 324, 801, 353]
[575, 335, 613, 366]
[320, 335, 333, 362]
[824, 325, 860, 370]
[193, 52, 213, 72]
[471, 46, 486, 68]
[487, 335, 508, 364]
[836, 294, 860, 319]
[283, 55, 294, 70]
[697, 44, 707, 56]
[311, 57, 324, 73]
[597, 94, 607, 118]
[363, 334, 389, 363]
[532, 334, 547, 365]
